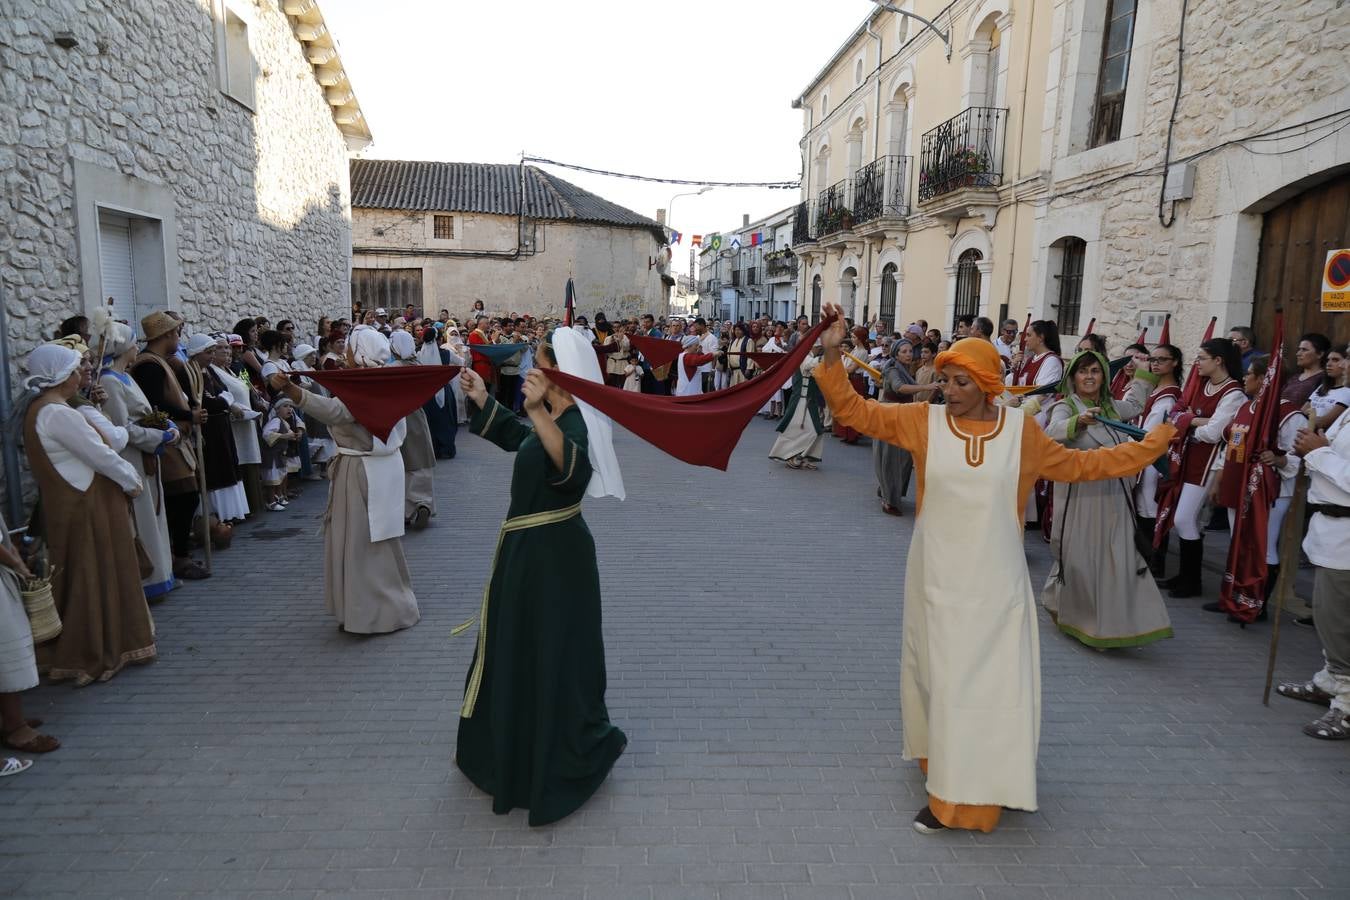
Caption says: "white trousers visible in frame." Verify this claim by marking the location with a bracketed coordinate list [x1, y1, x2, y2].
[1225, 495, 1292, 565]
[1172, 480, 1210, 541]
[1135, 466, 1161, 518]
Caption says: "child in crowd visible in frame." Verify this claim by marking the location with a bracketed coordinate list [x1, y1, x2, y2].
[261, 399, 304, 511]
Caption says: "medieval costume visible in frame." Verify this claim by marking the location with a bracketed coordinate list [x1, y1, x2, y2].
[98, 324, 176, 601]
[457, 326, 627, 826]
[1134, 378, 1182, 575]
[674, 339, 718, 397]
[815, 337, 1173, 832]
[186, 334, 249, 524]
[0, 506, 38, 695]
[18, 345, 156, 685]
[417, 338, 458, 459]
[389, 331, 437, 527]
[1040, 352, 1173, 648]
[293, 327, 420, 634]
[726, 331, 756, 387]
[769, 353, 826, 468]
[213, 341, 266, 516]
[875, 350, 917, 514]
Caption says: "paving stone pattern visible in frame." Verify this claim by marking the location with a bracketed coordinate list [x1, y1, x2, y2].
[3, 418, 1347, 899]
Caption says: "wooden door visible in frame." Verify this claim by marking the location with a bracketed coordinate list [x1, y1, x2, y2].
[1252, 172, 1350, 360]
[350, 268, 424, 320]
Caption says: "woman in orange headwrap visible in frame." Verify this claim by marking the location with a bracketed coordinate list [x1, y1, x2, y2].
[811, 304, 1174, 835]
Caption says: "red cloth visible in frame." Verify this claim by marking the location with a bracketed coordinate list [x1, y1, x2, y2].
[745, 352, 788, 370]
[542, 315, 837, 470]
[467, 329, 493, 381]
[1154, 316, 1218, 547]
[629, 334, 683, 369]
[1219, 314, 1286, 623]
[305, 365, 461, 442]
[682, 352, 717, 379]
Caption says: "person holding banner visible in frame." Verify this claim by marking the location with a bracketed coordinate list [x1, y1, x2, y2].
[811, 304, 1174, 834]
[453, 326, 627, 826]
[1135, 344, 1184, 577]
[769, 344, 827, 470]
[1040, 350, 1172, 649]
[268, 328, 420, 635]
[1159, 339, 1244, 600]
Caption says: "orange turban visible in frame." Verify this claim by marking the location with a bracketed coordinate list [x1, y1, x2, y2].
[935, 337, 1005, 398]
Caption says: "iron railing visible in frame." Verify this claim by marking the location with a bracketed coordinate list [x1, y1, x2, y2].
[853, 155, 911, 222]
[731, 269, 742, 287]
[746, 267, 758, 285]
[765, 255, 798, 278]
[917, 107, 1006, 202]
[815, 180, 851, 235]
[791, 201, 813, 244]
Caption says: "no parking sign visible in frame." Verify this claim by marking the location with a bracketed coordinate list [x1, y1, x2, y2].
[1324, 249, 1350, 312]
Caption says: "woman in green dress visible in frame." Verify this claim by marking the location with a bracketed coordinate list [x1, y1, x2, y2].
[455, 326, 627, 826]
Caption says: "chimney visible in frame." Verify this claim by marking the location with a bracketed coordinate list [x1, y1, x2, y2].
[656, 209, 667, 225]
[742, 214, 750, 227]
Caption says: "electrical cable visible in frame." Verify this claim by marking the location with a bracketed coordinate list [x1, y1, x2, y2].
[523, 156, 799, 190]
[1158, 0, 1189, 228]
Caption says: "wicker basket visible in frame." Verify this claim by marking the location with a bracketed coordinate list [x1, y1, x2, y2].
[21, 573, 61, 644]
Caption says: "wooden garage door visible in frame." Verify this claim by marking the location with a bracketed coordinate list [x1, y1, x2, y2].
[1253, 171, 1350, 360]
[350, 268, 423, 319]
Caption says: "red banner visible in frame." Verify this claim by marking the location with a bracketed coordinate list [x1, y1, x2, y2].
[628, 334, 683, 369]
[306, 365, 460, 442]
[1154, 316, 1218, 546]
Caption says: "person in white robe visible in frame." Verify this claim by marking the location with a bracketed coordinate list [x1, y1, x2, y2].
[388, 330, 437, 529]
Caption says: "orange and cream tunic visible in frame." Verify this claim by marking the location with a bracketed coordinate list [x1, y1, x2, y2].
[815, 358, 1174, 831]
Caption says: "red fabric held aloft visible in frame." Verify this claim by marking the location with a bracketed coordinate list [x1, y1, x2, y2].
[628, 334, 684, 369]
[305, 366, 461, 442]
[745, 352, 790, 370]
[543, 316, 836, 470]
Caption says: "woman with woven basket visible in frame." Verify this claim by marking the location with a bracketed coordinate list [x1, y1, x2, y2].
[0, 506, 59, 768]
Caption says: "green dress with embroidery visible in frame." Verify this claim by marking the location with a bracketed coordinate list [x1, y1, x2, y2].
[456, 395, 627, 826]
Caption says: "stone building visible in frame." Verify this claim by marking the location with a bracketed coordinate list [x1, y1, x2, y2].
[349, 159, 672, 322]
[1033, 0, 1350, 356]
[0, 0, 369, 369]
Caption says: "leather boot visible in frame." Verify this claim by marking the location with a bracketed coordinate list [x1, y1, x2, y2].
[1137, 516, 1168, 579]
[1258, 563, 1280, 622]
[1169, 538, 1204, 599]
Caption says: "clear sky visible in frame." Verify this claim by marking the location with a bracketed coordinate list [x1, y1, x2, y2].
[320, 0, 872, 243]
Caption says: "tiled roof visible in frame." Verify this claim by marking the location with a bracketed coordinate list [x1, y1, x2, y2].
[349, 159, 666, 241]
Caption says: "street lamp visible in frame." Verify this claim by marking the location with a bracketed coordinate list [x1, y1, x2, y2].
[870, 0, 952, 60]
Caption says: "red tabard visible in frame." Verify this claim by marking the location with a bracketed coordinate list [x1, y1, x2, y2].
[1141, 384, 1181, 426]
[1015, 352, 1056, 387]
[1215, 400, 1300, 509]
[1179, 379, 1242, 485]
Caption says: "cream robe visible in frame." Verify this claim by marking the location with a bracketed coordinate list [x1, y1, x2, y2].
[296, 390, 420, 634]
[903, 404, 1039, 811]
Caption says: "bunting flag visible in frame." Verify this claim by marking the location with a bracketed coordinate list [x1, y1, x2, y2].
[306, 365, 461, 442]
[1158, 314, 1171, 346]
[691, 234, 703, 247]
[1219, 312, 1286, 623]
[670, 230, 682, 245]
[564, 277, 575, 327]
[750, 232, 762, 246]
[628, 334, 684, 369]
[1154, 316, 1218, 547]
[469, 342, 530, 366]
[541, 315, 837, 470]
[709, 234, 722, 251]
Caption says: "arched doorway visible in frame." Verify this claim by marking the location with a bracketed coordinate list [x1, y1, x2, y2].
[1253, 171, 1350, 360]
[953, 249, 983, 331]
[879, 263, 898, 334]
[811, 274, 822, 323]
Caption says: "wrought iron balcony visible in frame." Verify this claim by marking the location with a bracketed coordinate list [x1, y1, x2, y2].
[814, 180, 852, 235]
[791, 201, 814, 245]
[917, 107, 1006, 202]
[731, 269, 742, 287]
[765, 253, 798, 278]
[853, 155, 911, 223]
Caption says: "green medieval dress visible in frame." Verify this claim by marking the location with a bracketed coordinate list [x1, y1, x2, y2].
[456, 395, 627, 826]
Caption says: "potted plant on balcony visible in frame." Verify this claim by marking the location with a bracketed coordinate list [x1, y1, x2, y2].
[954, 147, 991, 187]
[818, 206, 855, 236]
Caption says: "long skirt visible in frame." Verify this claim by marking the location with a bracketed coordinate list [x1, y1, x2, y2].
[0, 565, 38, 694]
[833, 374, 866, 443]
[131, 466, 175, 600]
[769, 406, 824, 462]
[456, 516, 626, 826]
[324, 455, 420, 634]
[423, 396, 457, 459]
[874, 439, 913, 509]
[1042, 478, 1173, 648]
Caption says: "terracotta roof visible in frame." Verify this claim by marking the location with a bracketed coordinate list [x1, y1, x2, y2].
[349, 159, 667, 241]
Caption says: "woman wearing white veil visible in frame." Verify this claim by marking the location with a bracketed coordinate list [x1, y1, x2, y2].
[454, 325, 626, 826]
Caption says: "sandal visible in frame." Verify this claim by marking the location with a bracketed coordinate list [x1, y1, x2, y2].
[803, 461, 818, 470]
[1, 726, 59, 753]
[1302, 708, 1350, 740]
[1276, 681, 1333, 707]
[174, 559, 211, 581]
[0, 757, 32, 778]
[785, 458, 803, 470]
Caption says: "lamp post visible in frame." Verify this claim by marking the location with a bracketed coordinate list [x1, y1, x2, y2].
[668, 187, 712, 315]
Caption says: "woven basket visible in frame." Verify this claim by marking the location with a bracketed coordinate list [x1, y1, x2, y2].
[21, 577, 61, 644]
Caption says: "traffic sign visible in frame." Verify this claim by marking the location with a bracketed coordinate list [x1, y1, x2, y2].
[1323, 249, 1350, 312]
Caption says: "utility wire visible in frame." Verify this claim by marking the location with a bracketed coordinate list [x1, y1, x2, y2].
[523, 155, 799, 189]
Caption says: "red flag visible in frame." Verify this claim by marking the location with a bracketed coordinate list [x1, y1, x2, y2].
[1218, 312, 1286, 622]
[1012, 312, 1032, 381]
[691, 235, 703, 247]
[1154, 316, 1218, 546]
[628, 334, 683, 369]
[306, 365, 461, 442]
[543, 315, 837, 470]
[1158, 314, 1171, 346]
[750, 232, 761, 246]
[1136, 326, 1149, 344]
[745, 351, 789, 369]
[564, 277, 575, 327]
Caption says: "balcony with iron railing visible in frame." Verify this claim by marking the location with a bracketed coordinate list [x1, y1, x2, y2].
[814, 179, 852, 237]
[730, 269, 742, 287]
[917, 107, 1006, 203]
[791, 200, 814, 245]
[746, 266, 758, 285]
[853, 155, 911, 225]
[765, 252, 798, 280]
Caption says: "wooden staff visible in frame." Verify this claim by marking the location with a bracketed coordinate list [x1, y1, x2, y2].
[1262, 470, 1308, 705]
[193, 422, 213, 575]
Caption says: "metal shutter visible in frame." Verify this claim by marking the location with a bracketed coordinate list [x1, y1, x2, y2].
[98, 212, 137, 327]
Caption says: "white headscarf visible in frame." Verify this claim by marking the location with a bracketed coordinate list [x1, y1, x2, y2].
[387, 329, 417, 364]
[548, 327, 625, 501]
[24, 344, 82, 390]
[349, 325, 391, 368]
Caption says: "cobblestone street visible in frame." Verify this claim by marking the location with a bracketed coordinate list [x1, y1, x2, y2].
[3, 417, 1347, 899]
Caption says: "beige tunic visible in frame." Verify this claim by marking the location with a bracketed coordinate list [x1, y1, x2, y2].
[297, 391, 421, 634]
[401, 409, 437, 519]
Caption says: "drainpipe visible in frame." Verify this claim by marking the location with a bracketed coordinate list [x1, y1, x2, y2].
[866, 14, 883, 160]
[0, 278, 24, 525]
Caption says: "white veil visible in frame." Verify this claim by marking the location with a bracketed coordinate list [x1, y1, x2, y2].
[547, 326, 625, 501]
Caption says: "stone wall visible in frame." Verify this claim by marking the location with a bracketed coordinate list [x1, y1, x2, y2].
[1040, 0, 1350, 354]
[0, 0, 352, 372]
[353, 211, 667, 322]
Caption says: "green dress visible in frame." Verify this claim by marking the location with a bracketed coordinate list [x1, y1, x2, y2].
[456, 396, 627, 826]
